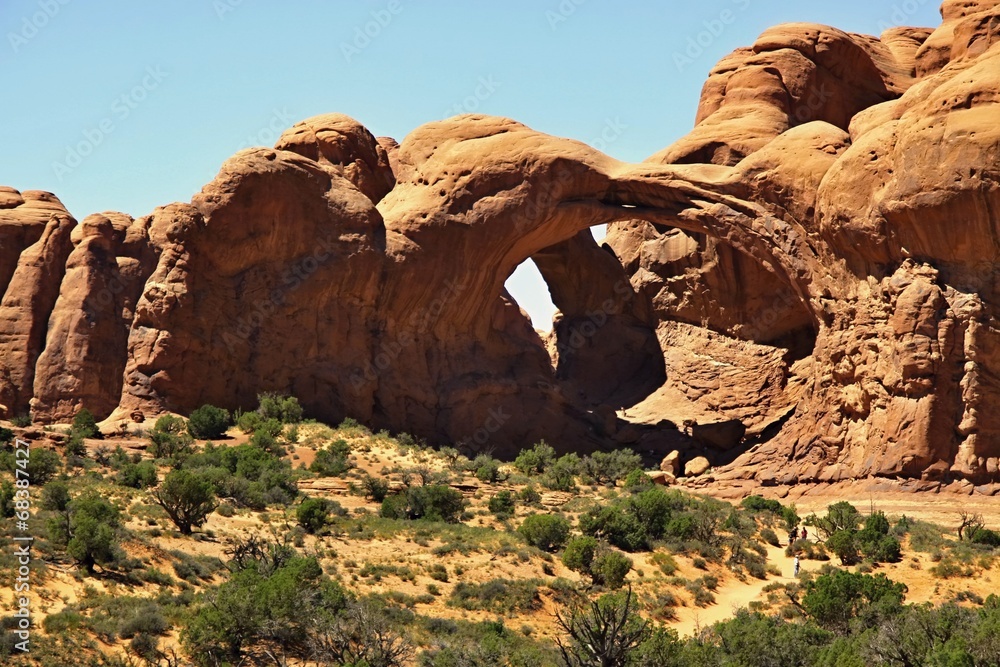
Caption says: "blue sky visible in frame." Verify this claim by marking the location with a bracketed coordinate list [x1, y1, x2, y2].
[1, 0, 943, 328]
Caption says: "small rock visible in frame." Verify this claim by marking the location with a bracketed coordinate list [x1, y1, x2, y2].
[660, 450, 680, 475]
[684, 456, 711, 476]
[646, 470, 675, 486]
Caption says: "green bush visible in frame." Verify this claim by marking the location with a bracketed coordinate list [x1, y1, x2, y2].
[468, 454, 503, 484]
[381, 484, 465, 523]
[580, 449, 643, 486]
[970, 528, 1000, 547]
[518, 485, 542, 505]
[257, 392, 304, 423]
[449, 579, 542, 614]
[591, 549, 632, 589]
[236, 410, 262, 434]
[518, 513, 570, 552]
[148, 415, 193, 459]
[72, 408, 100, 439]
[826, 530, 860, 566]
[296, 497, 332, 533]
[650, 551, 678, 576]
[542, 453, 581, 492]
[65, 493, 124, 574]
[811, 501, 862, 538]
[310, 439, 351, 477]
[118, 460, 158, 489]
[0, 427, 14, 445]
[514, 441, 556, 475]
[0, 481, 14, 518]
[802, 570, 907, 632]
[187, 405, 231, 440]
[488, 490, 516, 519]
[154, 469, 218, 534]
[760, 527, 780, 547]
[182, 555, 346, 665]
[1, 447, 62, 484]
[362, 475, 390, 502]
[562, 536, 599, 574]
[11, 413, 31, 428]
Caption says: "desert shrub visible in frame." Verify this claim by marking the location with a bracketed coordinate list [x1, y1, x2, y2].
[449, 579, 542, 614]
[187, 404, 231, 440]
[0, 427, 14, 445]
[117, 460, 158, 489]
[154, 469, 218, 534]
[310, 439, 352, 476]
[514, 440, 556, 475]
[257, 392, 304, 423]
[542, 453, 581, 491]
[970, 527, 1000, 547]
[465, 453, 502, 484]
[556, 590, 649, 667]
[381, 484, 465, 523]
[182, 555, 347, 665]
[578, 487, 702, 552]
[296, 497, 332, 533]
[362, 474, 390, 502]
[236, 410, 262, 434]
[761, 527, 780, 546]
[811, 501, 862, 538]
[186, 443, 297, 509]
[650, 551, 679, 575]
[518, 513, 571, 552]
[741, 495, 800, 530]
[64, 492, 124, 574]
[623, 468, 652, 489]
[591, 550, 633, 589]
[864, 510, 891, 535]
[11, 413, 31, 427]
[488, 490, 516, 519]
[148, 414, 194, 459]
[427, 563, 449, 582]
[802, 570, 907, 632]
[859, 531, 902, 563]
[1, 446, 62, 484]
[518, 485, 542, 505]
[119, 603, 168, 638]
[0, 481, 15, 519]
[580, 449, 643, 486]
[827, 530, 860, 566]
[562, 536, 599, 576]
[72, 407, 100, 439]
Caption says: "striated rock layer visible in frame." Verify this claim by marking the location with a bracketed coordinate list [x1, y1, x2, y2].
[3, 1, 1000, 485]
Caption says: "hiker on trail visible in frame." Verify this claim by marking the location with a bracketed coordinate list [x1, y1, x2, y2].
[793, 556, 800, 577]
[789, 528, 798, 546]
[801, 527, 807, 541]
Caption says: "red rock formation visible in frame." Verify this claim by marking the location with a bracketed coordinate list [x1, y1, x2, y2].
[2, 2, 1000, 485]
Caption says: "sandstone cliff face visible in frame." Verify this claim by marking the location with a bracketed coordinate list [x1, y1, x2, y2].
[3, 2, 1000, 484]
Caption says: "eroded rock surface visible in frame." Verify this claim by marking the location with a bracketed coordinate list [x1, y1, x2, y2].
[4, 2, 1000, 484]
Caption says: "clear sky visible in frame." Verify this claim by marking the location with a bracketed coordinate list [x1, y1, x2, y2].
[2, 0, 943, 328]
